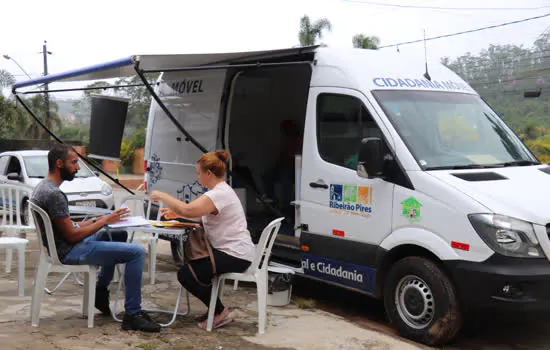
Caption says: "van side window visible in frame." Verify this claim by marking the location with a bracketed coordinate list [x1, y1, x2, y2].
[317, 93, 382, 170]
[6, 157, 22, 176]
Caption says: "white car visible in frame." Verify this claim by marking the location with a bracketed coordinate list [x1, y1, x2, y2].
[0, 150, 115, 223]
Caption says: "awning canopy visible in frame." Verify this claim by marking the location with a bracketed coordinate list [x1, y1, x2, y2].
[13, 46, 318, 90]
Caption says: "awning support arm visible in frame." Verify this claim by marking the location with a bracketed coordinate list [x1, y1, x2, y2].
[14, 94, 135, 195]
[134, 63, 208, 153]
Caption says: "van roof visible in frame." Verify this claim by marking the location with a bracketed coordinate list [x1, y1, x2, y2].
[13, 46, 475, 95]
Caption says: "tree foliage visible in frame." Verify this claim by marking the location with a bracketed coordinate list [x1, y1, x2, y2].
[0, 70, 15, 90]
[298, 15, 332, 46]
[352, 34, 380, 49]
[442, 33, 550, 163]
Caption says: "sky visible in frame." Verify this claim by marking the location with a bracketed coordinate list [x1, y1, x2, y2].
[1, 0, 549, 98]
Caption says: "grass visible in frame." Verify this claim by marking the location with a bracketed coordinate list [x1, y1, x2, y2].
[293, 297, 316, 309]
[136, 343, 157, 350]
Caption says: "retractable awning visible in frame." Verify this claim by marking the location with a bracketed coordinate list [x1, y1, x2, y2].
[13, 46, 318, 90]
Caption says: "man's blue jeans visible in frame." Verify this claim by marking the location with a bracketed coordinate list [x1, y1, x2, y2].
[62, 229, 145, 315]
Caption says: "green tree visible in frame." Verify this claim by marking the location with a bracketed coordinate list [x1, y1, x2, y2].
[298, 15, 332, 46]
[0, 70, 14, 91]
[352, 34, 380, 49]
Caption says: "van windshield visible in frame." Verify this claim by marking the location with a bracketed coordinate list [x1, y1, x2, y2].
[23, 155, 95, 178]
[372, 90, 539, 170]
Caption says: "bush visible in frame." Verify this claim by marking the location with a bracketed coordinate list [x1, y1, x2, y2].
[120, 139, 135, 166]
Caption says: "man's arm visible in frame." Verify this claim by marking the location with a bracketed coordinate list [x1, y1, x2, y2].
[53, 208, 130, 243]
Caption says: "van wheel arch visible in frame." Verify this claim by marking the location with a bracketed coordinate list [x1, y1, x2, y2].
[376, 245, 449, 298]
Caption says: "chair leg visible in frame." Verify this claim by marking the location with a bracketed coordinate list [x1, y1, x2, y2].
[148, 238, 158, 285]
[233, 280, 239, 291]
[17, 245, 25, 297]
[206, 276, 222, 332]
[5, 248, 12, 273]
[83, 273, 89, 317]
[31, 258, 49, 327]
[113, 264, 125, 283]
[86, 267, 97, 328]
[219, 279, 226, 303]
[256, 276, 268, 335]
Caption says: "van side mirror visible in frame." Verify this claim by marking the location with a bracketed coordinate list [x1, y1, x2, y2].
[357, 138, 384, 179]
[7, 172, 21, 181]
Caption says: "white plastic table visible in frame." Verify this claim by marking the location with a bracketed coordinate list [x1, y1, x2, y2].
[68, 206, 110, 220]
[110, 224, 191, 327]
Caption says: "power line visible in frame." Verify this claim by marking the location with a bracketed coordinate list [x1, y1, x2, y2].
[344, 0, 550, 11]
[379, 12, 550, 49]
[445, 52, 550, 72]
[467, 67, 550, 86]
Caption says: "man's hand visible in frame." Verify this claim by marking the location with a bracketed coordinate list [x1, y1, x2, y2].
[103, 208, 131, 225]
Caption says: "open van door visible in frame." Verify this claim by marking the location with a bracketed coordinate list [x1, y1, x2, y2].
[144, 70, 227, 201]
[299, 87, 395, 295]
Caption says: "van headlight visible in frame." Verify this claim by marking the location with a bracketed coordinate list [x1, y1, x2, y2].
[101, 183, 113, 196]
[468, 214, 543, 258]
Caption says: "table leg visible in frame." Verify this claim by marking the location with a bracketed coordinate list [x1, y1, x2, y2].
[111, 231, 191, 326]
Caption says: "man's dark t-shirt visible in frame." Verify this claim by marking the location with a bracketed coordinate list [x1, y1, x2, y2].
[31, 179, 74, 260]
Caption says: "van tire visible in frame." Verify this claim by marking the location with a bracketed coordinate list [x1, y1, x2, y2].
[383, 256, 462, 346]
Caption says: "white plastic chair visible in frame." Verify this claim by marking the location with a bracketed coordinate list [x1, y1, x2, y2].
[29, 201, 98, 328]
[119, 195, 163, 284]
[206, 217, 284, 334]
[0, 184, 33, 296]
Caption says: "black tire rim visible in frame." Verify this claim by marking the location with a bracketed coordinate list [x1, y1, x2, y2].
[395, 275, 435, 330]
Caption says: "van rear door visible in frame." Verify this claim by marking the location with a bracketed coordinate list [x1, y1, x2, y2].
[145, 70, 226, 201]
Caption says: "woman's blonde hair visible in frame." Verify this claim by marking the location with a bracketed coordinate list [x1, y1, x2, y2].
[196, 149, 229, 178]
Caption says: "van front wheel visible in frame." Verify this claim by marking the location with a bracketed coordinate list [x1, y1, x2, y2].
[383, 256, 462, 346]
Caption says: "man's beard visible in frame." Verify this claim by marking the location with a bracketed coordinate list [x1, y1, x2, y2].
[60, 167, 76, 181]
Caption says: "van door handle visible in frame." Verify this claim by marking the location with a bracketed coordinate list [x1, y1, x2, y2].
[309, 181, 328, 189]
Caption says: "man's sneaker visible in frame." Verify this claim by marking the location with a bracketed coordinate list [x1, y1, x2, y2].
[95, 286, 111, 316]
[121, 311, 161, 333]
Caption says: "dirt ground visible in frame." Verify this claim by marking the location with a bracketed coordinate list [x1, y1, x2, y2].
[0, 231, 422, 350]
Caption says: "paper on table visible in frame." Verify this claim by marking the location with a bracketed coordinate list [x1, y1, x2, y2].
[107, 216, 150, 228]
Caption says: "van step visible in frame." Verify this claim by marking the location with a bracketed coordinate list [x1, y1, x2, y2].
[272, 235, 301, 268]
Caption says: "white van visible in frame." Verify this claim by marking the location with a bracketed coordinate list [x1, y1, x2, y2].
[12, 46, 550, 346]
[142, 46, 550, 345]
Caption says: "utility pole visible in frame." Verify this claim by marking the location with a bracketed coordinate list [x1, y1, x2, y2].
[42, 40, 52, 139]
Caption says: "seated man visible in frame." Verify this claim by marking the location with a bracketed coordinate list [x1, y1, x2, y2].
[31, 144, 160, 333]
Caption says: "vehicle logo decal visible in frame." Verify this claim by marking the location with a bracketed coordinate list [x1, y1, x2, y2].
[329, 184, 372, 216]
[401, 196, 423, 223]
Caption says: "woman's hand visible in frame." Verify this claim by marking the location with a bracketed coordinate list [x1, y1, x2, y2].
[160, 207, 179, 219]
[150, 190, 166, 202]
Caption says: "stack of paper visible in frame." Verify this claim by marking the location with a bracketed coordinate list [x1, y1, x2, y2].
[107, 216, 150, 228]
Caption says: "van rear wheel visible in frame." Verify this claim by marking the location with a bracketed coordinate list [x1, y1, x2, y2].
[383, 256, 462, 346]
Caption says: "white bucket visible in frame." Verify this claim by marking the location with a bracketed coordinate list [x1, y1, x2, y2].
[267, 267, 294, 307]
[268, 287, 292, 306]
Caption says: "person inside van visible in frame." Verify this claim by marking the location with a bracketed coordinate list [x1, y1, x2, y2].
[261, 119, 303, 216]
[150, 149, 255, 330]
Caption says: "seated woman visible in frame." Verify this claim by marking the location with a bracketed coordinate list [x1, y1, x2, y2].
[150, 149, 255, 330]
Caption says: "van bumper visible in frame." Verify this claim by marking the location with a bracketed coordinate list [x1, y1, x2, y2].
[445, 255, 550, 311]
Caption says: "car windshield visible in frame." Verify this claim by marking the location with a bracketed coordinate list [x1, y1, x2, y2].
[372, 90, 539, 170]
[23, 155, 95, 178]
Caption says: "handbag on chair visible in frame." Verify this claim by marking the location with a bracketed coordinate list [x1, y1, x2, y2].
[184, 226, 217, 286]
